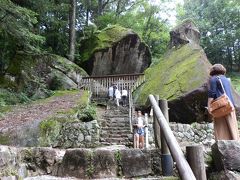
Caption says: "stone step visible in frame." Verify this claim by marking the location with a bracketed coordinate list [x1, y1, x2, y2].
[108, 120, 129, 125]
[100, 141, 133, 147]
[103, 114, 129, 118]
[106, 137, 132, 143]
[101, 131, 132, 137]
[109, 134, 131, 138]
[101, 127, 131, 131]
[100, 132, 132, 139]
[108, 123, 129, 127]
[110, 117, 129, 122]
[99, 120, 129, 124]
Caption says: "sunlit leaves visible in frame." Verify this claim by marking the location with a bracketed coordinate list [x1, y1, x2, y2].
[178, 0, 240, 71]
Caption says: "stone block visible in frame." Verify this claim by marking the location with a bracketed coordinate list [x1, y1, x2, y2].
[212, 140, 240, 172]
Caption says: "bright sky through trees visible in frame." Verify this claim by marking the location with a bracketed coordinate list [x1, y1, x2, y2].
[150, 0, 184, 26]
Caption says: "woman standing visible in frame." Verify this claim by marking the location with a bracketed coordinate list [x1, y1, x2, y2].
[208, 64, 239, 140]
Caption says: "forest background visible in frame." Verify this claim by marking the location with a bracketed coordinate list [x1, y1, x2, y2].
[1, 0, 240, 92]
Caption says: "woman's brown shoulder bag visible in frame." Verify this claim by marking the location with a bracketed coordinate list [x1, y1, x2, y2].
[209, 77, 234, 119]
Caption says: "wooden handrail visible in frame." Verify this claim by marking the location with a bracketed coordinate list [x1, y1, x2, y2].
[149, 95, 196, 180]
[80, 74, 145, 98]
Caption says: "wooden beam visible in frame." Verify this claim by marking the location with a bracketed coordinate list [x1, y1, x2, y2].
[82, 73, 144, 79]
[149, 95, 196, 180]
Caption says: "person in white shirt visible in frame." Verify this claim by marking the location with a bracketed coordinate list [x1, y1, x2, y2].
[133, 111, 146, 149]
[121, 88, 128, 106]
[115, 88, 121, 106]
[108, 85, 114, 100]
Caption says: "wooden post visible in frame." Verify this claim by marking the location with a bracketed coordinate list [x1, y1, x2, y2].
[159, 99, 170, 154]
[144, 113, 149, 149]
[149, 95, 196, 180]
[186, 145, 207, 180]
[153, 95, 161, 148]
[159, 99, 173, 176]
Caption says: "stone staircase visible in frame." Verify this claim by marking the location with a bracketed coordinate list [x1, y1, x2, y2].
[99, 104, 133, 147]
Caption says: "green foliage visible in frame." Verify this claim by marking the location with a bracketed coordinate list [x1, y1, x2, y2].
[0, 166, 18, 177]
[94, 0, 170, 58]
[19, 0, 69, 56]
[0, 88, 31, 108]
[0, 134, 10, 145]
[228, 72, 240, 94]
[0, 0, 44, 75]
[39, 118, 62, 146]
[77, 105, 96, 122]
[48, 76, 64, 91]
[115, 150, 123, 177]
[177, 0, 240, 72]
[205, 151, 214, 173]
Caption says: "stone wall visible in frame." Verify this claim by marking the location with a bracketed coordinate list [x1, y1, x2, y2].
[147, 116, 215, 150]
[55, 120, 100, 148]
[170, 122, 215, 148]
[0, 145, 163, 179]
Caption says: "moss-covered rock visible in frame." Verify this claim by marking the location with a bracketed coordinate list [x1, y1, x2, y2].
[134, 43, 210, 104]
[1, 53, 88, 102]
[134, 43, 211, 123]
[38, 90, 99, 148]
[79, 25, 151, 75]
[80, 25, 133, 62]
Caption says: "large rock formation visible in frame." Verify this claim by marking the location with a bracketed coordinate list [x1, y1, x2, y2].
[133, 20, 211, 123]
[134, 20, 240, 123]
[169, 19, 200, 48]
[2, 54, 87, 100]
[79, 25, 151, 76]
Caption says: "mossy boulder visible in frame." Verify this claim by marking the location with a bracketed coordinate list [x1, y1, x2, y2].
[2, 54, 87, 100]
[134, 43, 212, 123]
[79, 25, 151, 75]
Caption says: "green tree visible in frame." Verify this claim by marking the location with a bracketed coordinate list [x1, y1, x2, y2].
[0, 0, 44, 75]
[177, 0, 240, 71]
[94, 0, 170, 58]
[69, 0, 77, 61]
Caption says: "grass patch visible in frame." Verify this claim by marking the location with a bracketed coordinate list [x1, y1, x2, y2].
[228, 72, 240, 94]
[51, 90, 80, 97]
[35, 90, 79, 104]
[0, 134, 10, 145]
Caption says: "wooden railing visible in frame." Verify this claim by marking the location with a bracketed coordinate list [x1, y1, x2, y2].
[149, 95, 196, 180]
[79, 73, 145, 97]
[79, 73, 145, 134]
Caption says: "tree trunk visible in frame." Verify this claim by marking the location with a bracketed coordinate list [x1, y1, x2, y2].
[69, 0, 76, 61]
[86, 0, 91, 26]
[98, 0, 103, 16]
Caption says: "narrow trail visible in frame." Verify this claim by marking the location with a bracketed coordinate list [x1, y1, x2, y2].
[0, 91, 82, 133]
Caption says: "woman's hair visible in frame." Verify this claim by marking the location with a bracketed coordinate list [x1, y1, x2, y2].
[209, 64, 226, 76]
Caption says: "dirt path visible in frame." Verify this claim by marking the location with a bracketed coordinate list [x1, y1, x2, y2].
[0, 91, 82, 133]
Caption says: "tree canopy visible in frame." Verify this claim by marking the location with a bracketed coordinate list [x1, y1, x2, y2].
[177, 0, 240, 71]
[1, 0, 240, 76]
[0, 0, 44, 74]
